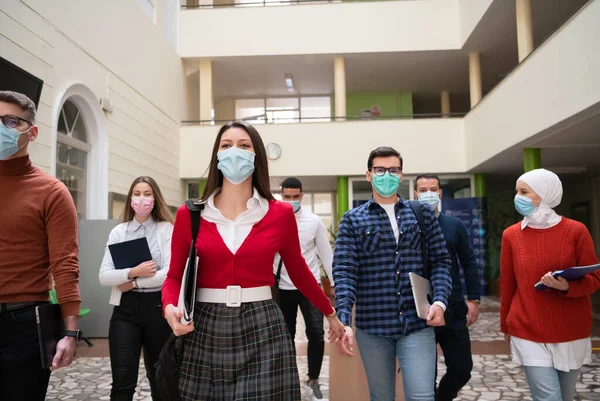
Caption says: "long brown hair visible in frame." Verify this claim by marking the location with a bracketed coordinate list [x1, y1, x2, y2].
[121, 176, 175, 223]
[202, 120, 274, 202]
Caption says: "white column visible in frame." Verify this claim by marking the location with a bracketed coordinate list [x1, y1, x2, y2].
[516, 0, 534, 62]
[199, 60, 212, 122]
[469, 53, 482, 108]
[334, 57, 346, 121]
[441, 91, 450, 118]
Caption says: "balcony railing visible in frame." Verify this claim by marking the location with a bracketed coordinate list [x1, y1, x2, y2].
[182, 112, 467, 126]
[182, 0, 403, 9]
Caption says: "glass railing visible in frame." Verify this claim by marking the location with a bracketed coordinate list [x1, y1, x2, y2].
[182, 0, 402, 9]
[181, 112, 467, 125]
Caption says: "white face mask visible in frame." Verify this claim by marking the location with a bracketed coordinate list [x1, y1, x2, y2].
[418, 191, 440, 209]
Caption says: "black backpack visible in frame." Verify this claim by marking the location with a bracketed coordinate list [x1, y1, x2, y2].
[409, 200, 454, 322]
[408, 200, 429, 278]
[155, 200, 203, 401]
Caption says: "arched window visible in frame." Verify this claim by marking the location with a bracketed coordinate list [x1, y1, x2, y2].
[56, 99, 91, 219]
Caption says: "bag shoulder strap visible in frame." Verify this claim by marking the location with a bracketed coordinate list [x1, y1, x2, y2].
[408, 200, 429, 278]
[275, 258, 283, 282]
[185, 199, 205, 243]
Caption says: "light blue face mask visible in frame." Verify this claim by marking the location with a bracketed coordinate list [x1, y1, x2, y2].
[514, 194, 537, 216]
[285, 200, 302, 213]
[418, 191, 440, 209]
[372, 172, 400, 198]
[0, 124, 28, 160]
[217, 147, 255, 185]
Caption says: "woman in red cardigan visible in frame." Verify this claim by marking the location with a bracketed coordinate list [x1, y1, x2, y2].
[500, 168, 600, 401]
[161, 120, 345, 401]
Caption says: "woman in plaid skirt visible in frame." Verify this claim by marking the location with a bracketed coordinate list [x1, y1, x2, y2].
[162, 121, 346, 401]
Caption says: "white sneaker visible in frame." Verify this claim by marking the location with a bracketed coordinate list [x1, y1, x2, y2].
[305, 380, 326, 401]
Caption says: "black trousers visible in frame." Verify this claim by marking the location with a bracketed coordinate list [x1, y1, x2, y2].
[278, 289, 325, 381]
[435, 302, 473, 401]
[109, 291, 171, 401]
[0, 302, 52, 401]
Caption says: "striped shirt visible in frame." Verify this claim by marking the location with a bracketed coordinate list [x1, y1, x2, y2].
[333, 197, 452, 337]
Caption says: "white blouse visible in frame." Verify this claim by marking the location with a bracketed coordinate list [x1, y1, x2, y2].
[203, 188, 269, 254]
[511, 336, 591, 372]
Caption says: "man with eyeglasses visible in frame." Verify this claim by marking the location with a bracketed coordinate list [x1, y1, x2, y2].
[333, 146, 452, 401]
[414, 174, 480, 401]
[0, 91, 81, 401]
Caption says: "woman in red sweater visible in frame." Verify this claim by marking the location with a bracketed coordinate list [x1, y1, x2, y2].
[500, 168, 600, 401]
[162, 120, 345, 400]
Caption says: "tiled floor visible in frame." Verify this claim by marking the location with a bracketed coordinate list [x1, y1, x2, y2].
[46, 298, 600, 400]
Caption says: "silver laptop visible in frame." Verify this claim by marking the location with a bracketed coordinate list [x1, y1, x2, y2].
[409, 272, 433, 320]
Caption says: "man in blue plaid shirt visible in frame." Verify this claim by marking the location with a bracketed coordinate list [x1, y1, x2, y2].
[333, 147, 452, 401]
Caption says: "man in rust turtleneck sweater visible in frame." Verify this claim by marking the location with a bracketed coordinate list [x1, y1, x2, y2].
[0, 91, 81, 401]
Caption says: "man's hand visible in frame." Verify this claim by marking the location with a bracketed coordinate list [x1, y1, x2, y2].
[50, 337, 77, 371]
[426, 304, 446, 327]
[164, 304, 194, 336]
[541, 272, 569, 292]
[336, 326, 355, 357]
[466, 301, 480, 327]
[118, 281, 134, 293]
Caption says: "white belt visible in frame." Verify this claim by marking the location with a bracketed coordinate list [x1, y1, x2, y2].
[195, 285, 272, 307]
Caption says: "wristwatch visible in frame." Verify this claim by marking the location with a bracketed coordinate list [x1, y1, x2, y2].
[64, 330, 83, 341]
[468, 299, 481, 306]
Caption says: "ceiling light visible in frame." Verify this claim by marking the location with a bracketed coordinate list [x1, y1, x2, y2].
[285, 74, 294, 92]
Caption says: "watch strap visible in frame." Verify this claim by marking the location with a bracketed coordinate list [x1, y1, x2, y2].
[64, 330, 82, 340]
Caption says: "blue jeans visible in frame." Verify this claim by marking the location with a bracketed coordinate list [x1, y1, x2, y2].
[356, 327, 436, 401]
[523, 366, 579, 401]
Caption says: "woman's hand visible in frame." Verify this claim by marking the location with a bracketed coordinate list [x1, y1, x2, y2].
[327, 314, 347, 343]
[164, 304, 194, 336]
[130, 261, 157, 278]
[541, 272, 569, 292]
[118, 281, 134, 293]
[335, 326, 356, 357]
[504, 333, 511, 344]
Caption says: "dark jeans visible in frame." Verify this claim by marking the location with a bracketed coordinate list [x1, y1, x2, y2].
[278, 289, 325, 381]
[435, 302, 473, 401]
[0, 302, 52, 401]
[109, 291, 171, 401]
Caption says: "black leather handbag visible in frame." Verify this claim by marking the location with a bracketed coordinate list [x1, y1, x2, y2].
[155, 200, 203, 401]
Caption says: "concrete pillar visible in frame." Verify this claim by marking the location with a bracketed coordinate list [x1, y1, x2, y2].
[524, 148, 541, 172]
[334, 57, 346, 121]
[336, 176, 349, 225]
[469, 53, 482, 108]
[516, 0, 534, 62]
[441, 91, 451, 118]
[474, 173, 486, 197]
[199, 60, 213, 122]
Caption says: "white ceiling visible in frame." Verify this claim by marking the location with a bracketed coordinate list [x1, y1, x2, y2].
[184, 0, 587, 102]
[472, 102, 600, 174]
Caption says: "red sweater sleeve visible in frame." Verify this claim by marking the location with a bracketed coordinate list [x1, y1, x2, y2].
[500, 228, 516, 334]
[564, 223, 600, 298]
[162, 205, 192, 310]
[278, 205, 334, 316]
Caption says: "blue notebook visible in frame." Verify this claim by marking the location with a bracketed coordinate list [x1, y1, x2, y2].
[534, 263, 600, 290]
[108, 237, 153, 270]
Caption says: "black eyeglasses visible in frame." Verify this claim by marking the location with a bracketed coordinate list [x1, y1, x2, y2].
[1, 114, 32, 129]
[371, 166, 402, 177]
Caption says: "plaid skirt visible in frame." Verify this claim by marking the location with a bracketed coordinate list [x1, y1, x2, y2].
[179, 299, 301, 401]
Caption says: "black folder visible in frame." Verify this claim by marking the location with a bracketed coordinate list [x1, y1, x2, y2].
[36, 303, 64, 369]
[108, 237, 153, 270]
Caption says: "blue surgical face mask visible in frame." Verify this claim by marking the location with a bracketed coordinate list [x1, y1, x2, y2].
[0, 124, 30, 160]
[217, 146, 255, 185]
[514, 194, 537, 216]
[285, 200, 302, 213]
[372, 172, 401, 198]
[418, 191, 440, 209]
